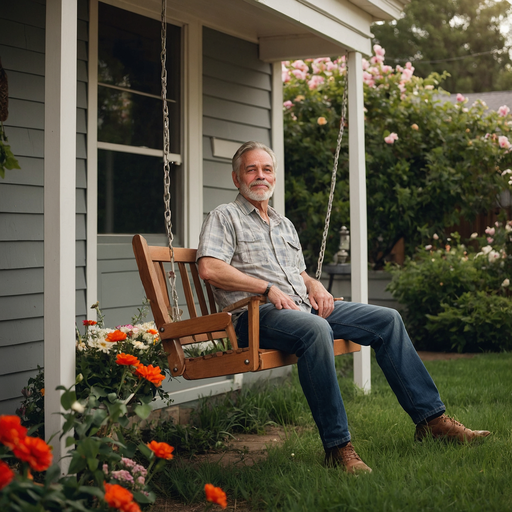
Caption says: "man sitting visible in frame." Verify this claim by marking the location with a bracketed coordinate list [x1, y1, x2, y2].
[196, 141, 490, 473]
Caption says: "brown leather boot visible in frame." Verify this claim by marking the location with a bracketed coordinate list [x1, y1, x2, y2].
[415, 414, 490, 443]
[325, 442, 372, 473]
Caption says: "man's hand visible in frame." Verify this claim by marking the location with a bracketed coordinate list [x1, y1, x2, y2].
[267, 285, 300, 311]
[303, 276, 334, 318]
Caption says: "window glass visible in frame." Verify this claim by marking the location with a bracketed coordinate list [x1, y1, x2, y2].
[97, 151, 178, 234]
[97, 3, 181, 235]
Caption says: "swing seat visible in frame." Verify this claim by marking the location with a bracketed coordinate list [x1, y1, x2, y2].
[132, 235, 360, 380]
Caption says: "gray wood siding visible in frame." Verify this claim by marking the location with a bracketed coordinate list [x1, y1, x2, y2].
[0, 0, 89, 415]
[202, 27, 272, 216]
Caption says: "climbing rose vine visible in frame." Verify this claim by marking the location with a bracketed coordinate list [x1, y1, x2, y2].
[282, 46, 512, 269]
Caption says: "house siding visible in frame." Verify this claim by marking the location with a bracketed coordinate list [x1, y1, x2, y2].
[0, 0, 89, 415]
[202, 27, 272, 214]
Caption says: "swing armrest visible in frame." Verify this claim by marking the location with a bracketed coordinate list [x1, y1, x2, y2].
[222, 295, 266, 313]
[158, 312, 233, 340]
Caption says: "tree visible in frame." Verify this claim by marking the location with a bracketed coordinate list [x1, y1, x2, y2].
[371, 0, 512, 93]
[282, 51, 512, 270]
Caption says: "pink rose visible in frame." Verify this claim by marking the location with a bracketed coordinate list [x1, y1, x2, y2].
[384, 133, 398, 144]
[373, 44, 386, 57]
[456, 93, 466, 102]
[291, 69, 307, 80]
[499, 136, 510, 149]
[283, 100, 293, 109]
[498, 105, 510, 117]
[308, 75, 325, 90]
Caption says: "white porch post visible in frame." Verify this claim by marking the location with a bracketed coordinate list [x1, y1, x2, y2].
[348, 51, 371, 392]
[44, 0, 78, 469]
[271, 61, 285, 215]
[184, 21, 203, 248]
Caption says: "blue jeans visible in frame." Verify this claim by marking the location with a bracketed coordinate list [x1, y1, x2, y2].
[234, 301, 445, 449]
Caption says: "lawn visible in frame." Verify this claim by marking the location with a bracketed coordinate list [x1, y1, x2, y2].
[150, 352, 512, 511]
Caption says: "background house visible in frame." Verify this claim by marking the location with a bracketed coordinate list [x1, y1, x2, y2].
[0, 0, 410, 458]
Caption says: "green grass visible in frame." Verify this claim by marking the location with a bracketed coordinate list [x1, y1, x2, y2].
[151, 353, 512, 511]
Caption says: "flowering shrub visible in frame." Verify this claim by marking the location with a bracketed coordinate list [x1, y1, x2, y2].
[282, 48, 512, 269]
[17, 303, 171, 438]
[387, 221, 512, 352]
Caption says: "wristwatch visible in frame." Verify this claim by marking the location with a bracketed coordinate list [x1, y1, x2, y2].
[263, 282, 273, 296]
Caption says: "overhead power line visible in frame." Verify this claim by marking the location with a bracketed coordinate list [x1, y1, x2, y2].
[391, 49, 507, 64]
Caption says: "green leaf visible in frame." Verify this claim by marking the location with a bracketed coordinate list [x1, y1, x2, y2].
[61, 389, 77, 410]
[134, 402, 152, 420]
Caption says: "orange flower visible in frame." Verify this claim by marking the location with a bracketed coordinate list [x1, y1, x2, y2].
[106, 330, 128, 342]
[205, 483, 227, 509]
[0, 415, 27, 450]
[40, 388, 45, 396]
[147, 441, 174, 460]
[104, 483, 140, 512]
[116, 353, 140, 367]
[147, 329, 158, 335]
[0, 460, 14, 490]
[83, 320, 98, 326]
[134, 364, 165, 387]
[13, 436, 53, 471]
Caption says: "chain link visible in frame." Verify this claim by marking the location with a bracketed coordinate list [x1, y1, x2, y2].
[316, 53, 349, 280]
[161, 0, 181, 322]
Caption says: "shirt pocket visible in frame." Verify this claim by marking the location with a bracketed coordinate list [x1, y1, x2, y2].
[237, 233, 268, 265]
[280, 234, 301, 268]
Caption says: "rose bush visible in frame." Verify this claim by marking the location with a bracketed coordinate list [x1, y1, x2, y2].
[386, 220, 512, 352]
[282, 48, 512, 269]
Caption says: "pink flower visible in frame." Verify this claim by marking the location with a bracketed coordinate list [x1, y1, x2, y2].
[487, 237, 494, 244]
[362, 58, 370, 70]
[292, 60, 309, 73]
[371, 55, 384, 65]
[291, 69, 307, 80]
[456, 93, 466, 102]
[405, 62, 414, 71]
[485, 227, 496, 236]
[401, 69, 413, 82]
[498, 105, 510, 117]
[384, 133, 398, 144]
[282, 70, 291, 83]
[373, 44, 386, 57]
[499, 136, 510, 149]
[283, 100, 293, 109]
[308, 75, 325, 90]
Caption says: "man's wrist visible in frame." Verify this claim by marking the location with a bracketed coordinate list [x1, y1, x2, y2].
[263, 282, 273, 296]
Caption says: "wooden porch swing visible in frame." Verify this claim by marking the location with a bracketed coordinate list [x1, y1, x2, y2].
[132, 0, 360, 381]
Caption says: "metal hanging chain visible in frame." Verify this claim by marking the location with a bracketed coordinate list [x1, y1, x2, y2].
[161, 0, 181, 322]
[315, 53, 349, 280]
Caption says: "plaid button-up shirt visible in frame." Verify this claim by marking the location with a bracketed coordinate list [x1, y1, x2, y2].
[197, 194, 311, 315]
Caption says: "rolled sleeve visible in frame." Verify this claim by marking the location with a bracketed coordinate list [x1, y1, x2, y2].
[197, 210, 236, 264]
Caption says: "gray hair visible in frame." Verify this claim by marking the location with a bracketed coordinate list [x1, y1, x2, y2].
[232, 141, 277, 178]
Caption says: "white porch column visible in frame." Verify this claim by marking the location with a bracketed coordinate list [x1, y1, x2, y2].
[271, 61, 285, 215]
[44, 0, 78, 469]
[184, 21, 203, 248]
[348, 51, 371, 393]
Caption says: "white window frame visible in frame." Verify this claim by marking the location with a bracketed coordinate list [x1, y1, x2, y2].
[87, 0, 203, 314]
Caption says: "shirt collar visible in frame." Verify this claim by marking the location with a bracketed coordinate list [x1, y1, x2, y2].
[234, 193, 282, 225]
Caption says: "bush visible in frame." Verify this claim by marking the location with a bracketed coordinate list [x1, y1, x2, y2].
[282, 50, 512, 269]
[386, 222, 512, 352]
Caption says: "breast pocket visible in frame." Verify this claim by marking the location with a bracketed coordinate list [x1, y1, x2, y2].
[237, 234, 269, 265]
[280, 235, 301, 268]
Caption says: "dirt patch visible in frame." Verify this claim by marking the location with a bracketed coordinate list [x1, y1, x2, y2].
[417, 351, 475, 361]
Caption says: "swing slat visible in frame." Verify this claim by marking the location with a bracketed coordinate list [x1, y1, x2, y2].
[133, 234, 360, 380]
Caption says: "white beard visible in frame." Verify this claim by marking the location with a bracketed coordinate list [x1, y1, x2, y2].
[239, 180, 275, 201]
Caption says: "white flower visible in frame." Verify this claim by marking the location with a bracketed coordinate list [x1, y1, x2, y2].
[502, 279, 510, 288]
[502, 169, 512, 176]
[433, 233, 439, 240]
[132, 341, 149, 351]
[71, 401, 85, 414]
[470, 232, 478, 239]
[481, 245, 493, 255]
[425, 245, 432, 250]
[488, 250, 501, 263]
[505, 224, 512, 233]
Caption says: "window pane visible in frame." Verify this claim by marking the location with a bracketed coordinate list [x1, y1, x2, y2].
[98, 3, 180, 101]
[98, 87, 179, 150]
[97, 150, 179, 235]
